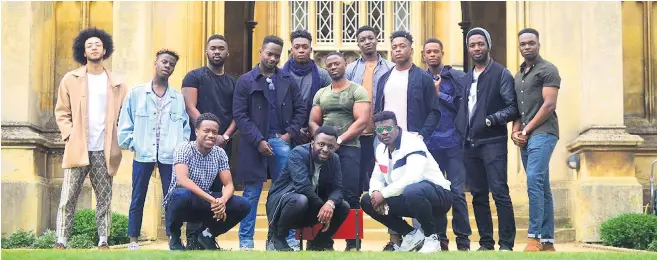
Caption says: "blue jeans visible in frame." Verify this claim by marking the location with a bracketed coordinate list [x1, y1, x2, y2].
[521, 133, 558, 243]
[165, 188, 250, 237]
[431, 146, 472, 247]
[238, 137, 297, 249]
[128, 160, 172, 237]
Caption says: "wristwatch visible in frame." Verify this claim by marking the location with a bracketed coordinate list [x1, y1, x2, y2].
[325, 200, 335, 209]
[522, 130, 527, 136]
[223, 134, 230, 141]
[485, 118, 492, 127]
[337, 137, 343, 145]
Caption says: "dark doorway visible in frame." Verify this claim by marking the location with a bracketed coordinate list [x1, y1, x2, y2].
[224, 1, 255, 78]
[460, 1, 507, 71]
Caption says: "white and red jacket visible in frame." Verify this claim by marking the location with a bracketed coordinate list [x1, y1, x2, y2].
[369, 130, 451, 198]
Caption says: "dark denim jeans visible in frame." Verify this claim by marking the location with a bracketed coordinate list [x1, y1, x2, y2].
[521, 133, 558, 243]
[430, 146, 472, 247]
[128, 160, 172, 237]
[165, 188, 250, 237]
[270, 193, 350, 247]
[239, 137, 296, 249]
[359, 135, 376, 193]
[336, 145, 362, 209]
[463, 141, 516, 249]
[361, 181, 452, 236]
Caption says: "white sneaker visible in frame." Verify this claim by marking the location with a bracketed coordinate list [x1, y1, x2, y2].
[418, 234, 441, 253]
[398, 229, 425, 251]
[127, 242, 139, 250]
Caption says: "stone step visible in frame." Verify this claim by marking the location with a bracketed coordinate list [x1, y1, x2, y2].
[237, 191, 505, 217]
[218, 227, 576, 243]
[248, 215, 571, 230]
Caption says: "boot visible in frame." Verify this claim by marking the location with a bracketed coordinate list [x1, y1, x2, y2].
[523, 238, 542, 252]
[541, 243, 556, 251]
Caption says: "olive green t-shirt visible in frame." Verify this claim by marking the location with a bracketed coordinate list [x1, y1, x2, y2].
[312, 82, 370, 147]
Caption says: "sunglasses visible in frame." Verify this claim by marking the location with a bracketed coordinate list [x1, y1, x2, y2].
[375, 125, 394, 134]
[266, 77, 275, 90]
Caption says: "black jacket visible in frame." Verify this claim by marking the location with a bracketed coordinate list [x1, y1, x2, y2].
[266, 144, 343, 222]
[374, 64, 441, 140]
[455, 61, 519, 145]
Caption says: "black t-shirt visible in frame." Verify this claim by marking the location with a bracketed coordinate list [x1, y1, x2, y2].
[182, 67, 236, 139]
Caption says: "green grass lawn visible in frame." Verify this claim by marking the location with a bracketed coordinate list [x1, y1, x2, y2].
[2, 250, 653, 260]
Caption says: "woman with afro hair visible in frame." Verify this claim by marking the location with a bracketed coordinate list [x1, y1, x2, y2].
[53, 27, 127, 250]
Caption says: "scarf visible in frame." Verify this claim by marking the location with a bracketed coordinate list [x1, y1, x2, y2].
[282, 59, 321, 108]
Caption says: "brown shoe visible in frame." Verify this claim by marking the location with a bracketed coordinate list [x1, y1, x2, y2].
[541, 243, 556, 251]
[523, 238, 542, 252]
[53, 242, 66, 249]
[98, 242, 110, 250]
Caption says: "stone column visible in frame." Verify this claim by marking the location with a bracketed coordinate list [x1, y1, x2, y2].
[568, 2, 644, 242]
[1, 1, 60, 235]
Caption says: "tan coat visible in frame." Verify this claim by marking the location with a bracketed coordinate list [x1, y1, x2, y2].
[54, 66, 127, 175]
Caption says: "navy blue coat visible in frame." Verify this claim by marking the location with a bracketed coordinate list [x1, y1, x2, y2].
[374, 64, 441, 140]
[233, 66, 307, 182]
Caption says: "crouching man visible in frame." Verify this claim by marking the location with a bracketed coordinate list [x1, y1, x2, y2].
[266, 126, 350, 251]
[163, 113, 250, 250]
[361, 111, 453, 253]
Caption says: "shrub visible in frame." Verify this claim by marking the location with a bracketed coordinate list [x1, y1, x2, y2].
[31, 230, 56, 249]
[2, 229, 36, 249]
[600, 213, 657, 250]
[648, 240, 657, 252]
[68, 234, 95, 249]
[71, 209, 129, 245]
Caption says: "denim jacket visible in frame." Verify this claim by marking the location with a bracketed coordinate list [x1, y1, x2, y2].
[345, 54, 394, 108]
[118, 82, 191, 164]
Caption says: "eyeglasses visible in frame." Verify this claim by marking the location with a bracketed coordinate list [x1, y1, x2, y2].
[375, 125, 394, 134]
[266, 77, 275, 90]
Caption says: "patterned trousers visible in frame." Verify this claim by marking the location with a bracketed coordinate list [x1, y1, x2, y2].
[55, 151, 113, 239]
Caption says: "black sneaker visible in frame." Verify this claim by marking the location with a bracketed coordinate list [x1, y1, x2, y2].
[477, 246, 494, 251]
[440, 240, 449, 251]
[383, 242, 397, 251]
[457, 245, 471, 251]
[185, 235, 204, 250]
[169, 236, 185, 251]
[268, 236, 293, 252]
[197, 234, 219, 250]
[345, 239, 359, 251]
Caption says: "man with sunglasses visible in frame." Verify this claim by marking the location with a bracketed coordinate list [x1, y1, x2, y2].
[233, 35, 307, 250]
[265, 126, 350, 251]
[361, 111, 452, 253]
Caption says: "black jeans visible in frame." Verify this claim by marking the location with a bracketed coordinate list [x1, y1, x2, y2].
[336, 145, 361, 209]
[269, 193, 350, 246]
[359, 135, 376, 193]
[361, 181, 452, 236]
[463, 141, 516, 249]
[431, 146, 472, 247]
[165, 188, 250, 237]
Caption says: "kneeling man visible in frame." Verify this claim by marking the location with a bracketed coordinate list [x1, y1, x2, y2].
[266, 126, 350, 251]
[163, 113, 250, 250]
[361, 111, 453, 253]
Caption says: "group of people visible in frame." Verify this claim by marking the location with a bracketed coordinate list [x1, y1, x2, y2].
[51, 24, 560, 254]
